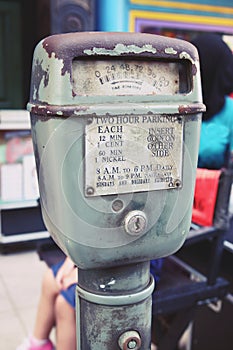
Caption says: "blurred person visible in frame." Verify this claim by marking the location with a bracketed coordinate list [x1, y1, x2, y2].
[17, 256, 77, 350]
[179, 33, 233, 350]
[192, 32, 233, 169]
[151, 33, 233, 350]
[16, 253, 162, 350]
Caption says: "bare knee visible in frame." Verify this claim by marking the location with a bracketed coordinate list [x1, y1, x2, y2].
[41, 268, 59, 297]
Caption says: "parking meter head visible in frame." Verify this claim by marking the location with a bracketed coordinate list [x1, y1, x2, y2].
[28, 32, 205, 268]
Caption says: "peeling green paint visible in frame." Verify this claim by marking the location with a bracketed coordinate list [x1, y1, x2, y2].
[165, 47, 178, 55]
[84, 43, 157, 56]
[179, 51, 195, 64]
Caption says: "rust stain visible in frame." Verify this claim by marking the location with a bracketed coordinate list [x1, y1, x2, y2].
[179, 103, 206, 114]
[29, 104, 89, 118]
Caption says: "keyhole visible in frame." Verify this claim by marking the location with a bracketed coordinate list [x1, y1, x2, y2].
[124, 211, 147, 236]
[135, 217, 140, 231]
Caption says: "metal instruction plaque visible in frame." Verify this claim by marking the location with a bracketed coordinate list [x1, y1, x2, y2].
[85, 114, 184, 196]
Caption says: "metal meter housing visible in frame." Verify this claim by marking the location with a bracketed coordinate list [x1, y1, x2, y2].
[28, 32, 204, 268]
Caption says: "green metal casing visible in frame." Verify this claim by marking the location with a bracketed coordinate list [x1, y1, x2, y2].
[28, 32, 204, 269]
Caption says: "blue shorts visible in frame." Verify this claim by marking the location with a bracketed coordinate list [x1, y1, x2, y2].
[51, 259, 76, 309]
[150, 258, 163, 286]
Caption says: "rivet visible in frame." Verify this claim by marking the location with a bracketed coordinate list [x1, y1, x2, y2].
[86, 187, 94, 195]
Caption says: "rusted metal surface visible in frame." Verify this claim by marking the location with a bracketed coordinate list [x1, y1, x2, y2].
[29, 104, 89, 117]
[76, 264, 153, 349]
[41, 31, 198, 76]
[178, 103, 206, 114]
[28, 32, 203, 111]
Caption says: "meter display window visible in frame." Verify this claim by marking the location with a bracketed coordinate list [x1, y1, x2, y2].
[72, 58, 191, 96]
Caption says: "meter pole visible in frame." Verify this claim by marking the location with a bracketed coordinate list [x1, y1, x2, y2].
[76, 261, 154, 349]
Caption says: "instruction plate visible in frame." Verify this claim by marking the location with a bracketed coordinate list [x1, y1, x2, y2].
[85, 114, 183, 196]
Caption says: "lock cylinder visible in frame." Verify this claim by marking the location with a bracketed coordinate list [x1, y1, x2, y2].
[124, 210, 147, 236]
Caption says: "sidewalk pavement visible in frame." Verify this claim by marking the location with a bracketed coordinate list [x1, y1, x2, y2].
[0, 249, 55, 349]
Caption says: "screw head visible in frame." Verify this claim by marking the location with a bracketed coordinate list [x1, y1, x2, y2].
[127, 339, 138, 349]
[86, 186, 94, 195]
[174, 179, 182, 188]
[118, 330, 142, 350]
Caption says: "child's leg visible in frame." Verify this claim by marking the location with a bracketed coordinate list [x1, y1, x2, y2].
[33, 268, 60, 340]
[55, 294, 76, 350]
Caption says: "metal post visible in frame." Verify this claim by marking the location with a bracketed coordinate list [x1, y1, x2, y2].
[76, 261, 154, 349]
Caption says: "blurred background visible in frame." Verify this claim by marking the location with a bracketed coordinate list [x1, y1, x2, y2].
[0, 1, 232, 349]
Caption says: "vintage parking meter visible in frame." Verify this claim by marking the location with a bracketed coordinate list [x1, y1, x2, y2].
[28, 32, 205, 349]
